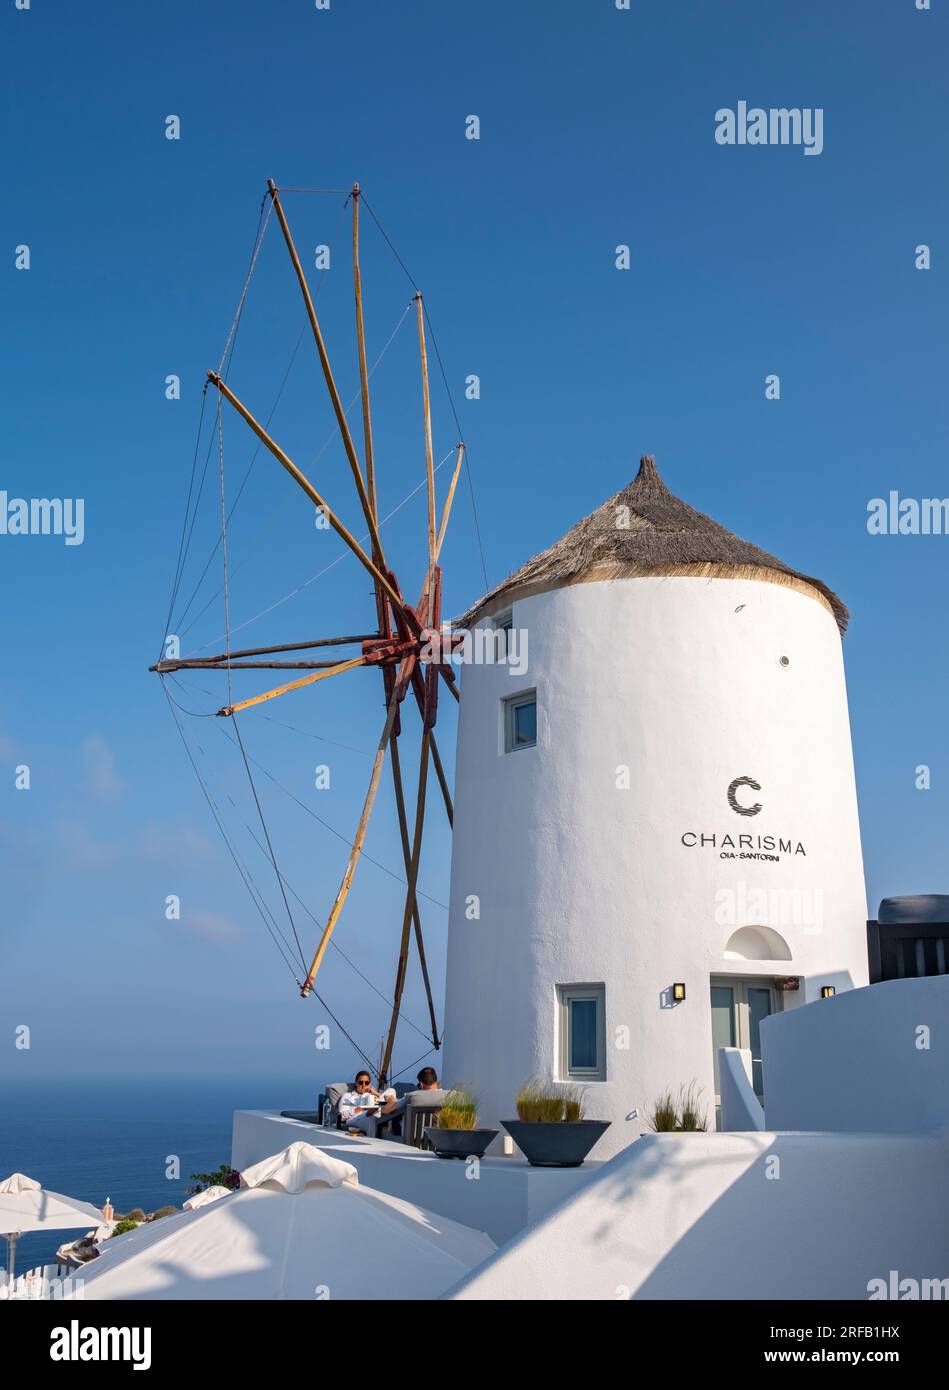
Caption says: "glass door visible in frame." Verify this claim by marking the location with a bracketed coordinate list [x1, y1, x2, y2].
[709, 978, 777, 1117]
[710, 985, 737, 1108]
[746, 985, 773, 1099]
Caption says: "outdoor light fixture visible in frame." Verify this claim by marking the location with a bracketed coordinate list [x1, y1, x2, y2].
[821, 985, 836, 998]
[672, 982, 686, 1003]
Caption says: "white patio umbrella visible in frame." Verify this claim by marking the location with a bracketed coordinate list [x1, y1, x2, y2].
[78, 1141, 495, 1300]
[183, 1184, 232, 1211]
[0, 1173, 105, 1286]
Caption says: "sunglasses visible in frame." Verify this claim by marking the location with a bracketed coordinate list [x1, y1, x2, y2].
[356, 1079, 371, 1087]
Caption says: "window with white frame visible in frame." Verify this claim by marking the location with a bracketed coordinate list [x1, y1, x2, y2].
[502, 689, 536, 752]
[558, 984, 606, 1081]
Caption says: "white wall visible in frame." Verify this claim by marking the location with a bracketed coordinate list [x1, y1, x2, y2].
[446, 1130, 949, 1300]
[443, 575, 868, 1155]
[719, 1047, 764, 1130]
[763, 975, 949, 1132]
[230, 1110, 597, 1246]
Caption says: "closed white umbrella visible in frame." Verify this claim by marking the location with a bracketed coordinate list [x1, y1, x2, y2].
[0, 1173, 105, 1286]
[78, 1141, 494, 1300]
[183, 1184, 232, 1211]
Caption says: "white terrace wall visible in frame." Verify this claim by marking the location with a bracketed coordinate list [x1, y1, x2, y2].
[231, 1110, 596, 1246]
[446, 1130, 949, 1301]
[762, 975, 949, 1133]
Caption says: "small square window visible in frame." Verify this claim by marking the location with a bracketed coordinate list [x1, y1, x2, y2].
[494, 611, 513, 661]
[558, 984, 606, 1081]
[503, 690, 536, 752]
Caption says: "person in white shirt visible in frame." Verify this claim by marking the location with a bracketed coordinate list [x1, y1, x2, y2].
[338, 1071, 396, 1134]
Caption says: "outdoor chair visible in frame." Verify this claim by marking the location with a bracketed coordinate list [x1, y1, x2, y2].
[319, 1081, 351, 1129]
[369, 1082, 409, 1137]
[375, 1089, 446, 1147]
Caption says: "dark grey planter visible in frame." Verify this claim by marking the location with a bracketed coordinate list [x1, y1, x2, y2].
[423, 1127, 498, 1160]
[501, 1119, 611, 1167]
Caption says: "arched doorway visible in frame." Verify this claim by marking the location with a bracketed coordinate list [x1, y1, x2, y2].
[711, 928, 793, 1121]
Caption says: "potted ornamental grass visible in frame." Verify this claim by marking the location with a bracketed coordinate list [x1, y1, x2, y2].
[646, 1081, 709, 1133]
[501, 1079, 610, 1167]
[423, 1087, 498, 1160]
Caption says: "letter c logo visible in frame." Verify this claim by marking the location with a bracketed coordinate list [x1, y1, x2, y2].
[727, 775, 762, 817]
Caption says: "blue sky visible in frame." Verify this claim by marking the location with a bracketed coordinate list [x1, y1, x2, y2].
[2, 0, 947, 1086]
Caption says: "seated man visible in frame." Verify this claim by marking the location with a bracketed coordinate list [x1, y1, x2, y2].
[376, 1066, 441, 1137]
[338, 1071, 396, 1134]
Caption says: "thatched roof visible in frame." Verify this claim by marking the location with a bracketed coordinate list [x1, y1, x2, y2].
[459, 456, 849, 634]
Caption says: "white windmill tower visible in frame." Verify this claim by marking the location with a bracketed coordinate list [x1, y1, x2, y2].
[443, 456, 868, 1155]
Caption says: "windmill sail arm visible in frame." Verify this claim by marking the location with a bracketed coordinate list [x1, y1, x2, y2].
[267, 181, 388, 570]
[380, 731, 431, 1081]
[299, 695, 401, 998]
[207, 371, 421, 640]
[154, 636, 414, 675]
[217, 655, 367, 718]
[149, 633, 377, 672]
[435, 444, 465, 561]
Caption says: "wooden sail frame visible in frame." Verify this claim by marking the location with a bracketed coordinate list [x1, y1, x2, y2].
[160, 179, 469, 1081]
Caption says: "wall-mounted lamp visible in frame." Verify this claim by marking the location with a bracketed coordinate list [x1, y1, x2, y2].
[820, 985, 836, 999]
[672, 982, 686, 1003]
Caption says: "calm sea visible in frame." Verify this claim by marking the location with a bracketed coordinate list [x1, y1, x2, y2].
[0, 1074, 317, 1272]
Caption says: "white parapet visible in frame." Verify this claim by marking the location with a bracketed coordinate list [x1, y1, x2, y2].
[762, 974, 949, 1133]
[719, 1047, 765, 1131]
[231, 1111, 600, 1246]
[446, 1129, 949, 1301]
